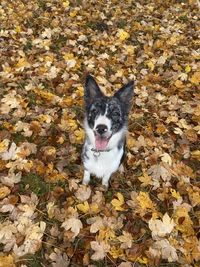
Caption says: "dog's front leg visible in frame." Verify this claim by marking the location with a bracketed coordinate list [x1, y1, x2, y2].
[82, 170, 90, 185]
[102, 174, 111, 188]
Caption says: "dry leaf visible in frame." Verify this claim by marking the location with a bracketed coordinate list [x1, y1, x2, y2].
[118, 231, 132, 249]
[111, 192, 125, 211]
[62, 218, 83, 238]
[75, 185, 91, 202]
[149, 213, 175, 238]
[90, 241, 110, 261]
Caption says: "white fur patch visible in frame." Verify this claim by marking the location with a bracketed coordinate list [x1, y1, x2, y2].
[83, 123, 126, 186]
[94, 114, 111, 131]
[84, 144, 124, 178]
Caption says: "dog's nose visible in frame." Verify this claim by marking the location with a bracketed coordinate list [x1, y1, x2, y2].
[95, 124, 108, 135]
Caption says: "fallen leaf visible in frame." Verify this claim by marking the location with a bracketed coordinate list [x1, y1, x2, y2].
[111, 192, 125, 211]
[62, 218, 83, 238]
[149, 213, 175, 238]
[90, 241, 110, 261]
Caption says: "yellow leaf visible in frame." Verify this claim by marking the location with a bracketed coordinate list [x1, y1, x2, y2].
[70, 10, 77, 17]
[138, 171, 152, 187]
[174, 80, 184, 88]
[174, 207, 194, 235]
[0, 139, 9, 153]
[111, 192, 125, 211]
[118, 29, 130, 41]
[137, 257, 148, 265]
[63, 1, 69, 8]
[191, 150, 200, 161]
[74, 128, 85, 143]
[15, 25, 21, 33]
[136, 191, 155, 210]
[63, 52, 75, 61]
[146, 60, 155, 71]
[0, 255, 15, 267]
[90, 203, 100, 214]
[190, 72, 200, 85]
[185, 64, 191, 73]
[0, 186, 11, 199]
[109, 246, 124, 259]
[170, 189, 181, 200]
[98, 227, 116, 242]
[126, 45, 135, 54]
[15, 57, 30, 70]
[77, 201, 90, 213]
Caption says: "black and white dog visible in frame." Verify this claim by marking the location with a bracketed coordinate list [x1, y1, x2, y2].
[82, 75, 134, 187]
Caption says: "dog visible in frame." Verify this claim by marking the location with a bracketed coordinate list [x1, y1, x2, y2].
[82, 74, 134, 187]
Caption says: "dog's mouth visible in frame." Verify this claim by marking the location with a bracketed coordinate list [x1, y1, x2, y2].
[95, 135, 111, 151]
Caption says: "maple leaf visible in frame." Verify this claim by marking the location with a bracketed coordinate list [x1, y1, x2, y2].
[0, 139, 9, 153]
[0, 186, 11, 199]
[136, 191, 155, 211]
[118, 29, 130, 41]
[160, 153, 172, 166]
[190, 71, 200, 85]
[49, 248, 70, 267]
[148, 164, 171, 184]
[111, 192, 125, 211]
[0, 222, 17, 244]
[118, 231, 132, 249]
[109, 246, 124, 259]
[25, 221, 46, 241]
[149, 239, 178, 262]
[88, 216, 104, 233]
[47, 202, 57, 219]
[61, 218, 83, 238]
[174, 207, 194, 235]
[1, 142, 19, 161]
[15, 57, 30, 71]
[90, 241, 110, 261]
[149, 213, 175, 238]
[0, 171, 21, 187]
[138, 171, 152, 187]
[191, 150, 200, 161]
[76, 201, 90, 213]
[75, 185, 91, 202]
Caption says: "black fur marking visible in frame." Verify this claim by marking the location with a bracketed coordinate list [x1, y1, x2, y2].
[84, 75, 134, 134]
[81, 145, 89, 161]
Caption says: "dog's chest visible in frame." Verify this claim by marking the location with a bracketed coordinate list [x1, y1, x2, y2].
[83, 146, 124, 178]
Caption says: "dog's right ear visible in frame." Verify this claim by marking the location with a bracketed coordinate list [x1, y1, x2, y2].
[84, 75, 103, 105]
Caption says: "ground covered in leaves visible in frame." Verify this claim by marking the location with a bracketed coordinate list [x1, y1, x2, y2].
[0, 0, 200, 266]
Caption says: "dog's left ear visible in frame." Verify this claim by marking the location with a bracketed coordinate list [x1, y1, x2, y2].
[114, 81, 134, 111]
[84, 74, 103, 105]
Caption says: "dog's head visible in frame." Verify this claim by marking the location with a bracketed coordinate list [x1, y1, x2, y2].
[84, 75, 134, 151]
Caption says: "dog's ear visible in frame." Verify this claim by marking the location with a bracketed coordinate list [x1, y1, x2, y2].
[84, 75, 103, 105]
[114, 81, 134, 111]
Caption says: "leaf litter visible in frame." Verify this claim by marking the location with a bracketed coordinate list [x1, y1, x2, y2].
[0, 0, 200, 266]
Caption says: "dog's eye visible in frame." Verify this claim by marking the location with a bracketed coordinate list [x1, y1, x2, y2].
[91, 108, 98, 114]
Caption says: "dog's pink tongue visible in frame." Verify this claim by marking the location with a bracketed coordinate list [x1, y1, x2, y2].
[95, 137, 109, 150]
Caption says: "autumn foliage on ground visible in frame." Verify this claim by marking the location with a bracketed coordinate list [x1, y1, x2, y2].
[0, 0, 200, 266]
